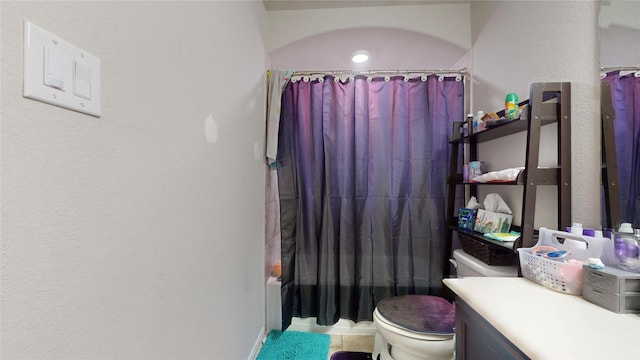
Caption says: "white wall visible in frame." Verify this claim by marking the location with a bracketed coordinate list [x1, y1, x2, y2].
[470, 1, 601, 229]
[267, 3, 471, 70]
[1, 1, 267, 359]
[600, 0, 640, 68]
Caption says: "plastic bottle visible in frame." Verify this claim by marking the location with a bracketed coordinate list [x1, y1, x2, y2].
[570, 222, 583, 235]
[614, 237, 627, 262]
[505, 93, 519, 120]
[473, 111, 484, 133]
[631, 229, 640, 258]
[619, 222, 634, 233]
[567, 222, 587, 249]
[614, 228, 640, 271]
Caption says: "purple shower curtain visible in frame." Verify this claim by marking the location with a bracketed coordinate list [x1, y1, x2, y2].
[603, 71, 640, 228]
[276, 75, 464, 328]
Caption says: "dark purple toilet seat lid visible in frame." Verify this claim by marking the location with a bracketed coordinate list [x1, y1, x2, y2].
[377, 295, 455, 335]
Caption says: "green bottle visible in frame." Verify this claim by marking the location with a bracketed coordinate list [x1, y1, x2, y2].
[505, 93, 519, 120]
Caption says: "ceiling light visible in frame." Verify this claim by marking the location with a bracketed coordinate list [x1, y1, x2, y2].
[351, 50, 370, 64]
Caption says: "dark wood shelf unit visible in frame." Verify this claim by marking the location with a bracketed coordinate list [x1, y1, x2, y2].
[448, 167, 561, 187]
[601, 81, 621, 229]
[443, 82, 572, 279]
[446, 222, 516, 252]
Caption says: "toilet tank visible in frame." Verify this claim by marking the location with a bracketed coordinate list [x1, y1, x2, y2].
[452, 249, 518, 277]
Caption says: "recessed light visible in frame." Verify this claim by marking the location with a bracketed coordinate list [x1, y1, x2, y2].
[351, 50, 370, 64]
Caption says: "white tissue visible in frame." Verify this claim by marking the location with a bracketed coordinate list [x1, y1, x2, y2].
[483, 193, 512, 214]
[471, 167, 524, 183]
[465, 196, 482, 209]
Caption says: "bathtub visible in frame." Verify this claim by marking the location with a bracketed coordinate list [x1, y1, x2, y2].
[265, 276, 375, 335]
[266, 276, 282, 332]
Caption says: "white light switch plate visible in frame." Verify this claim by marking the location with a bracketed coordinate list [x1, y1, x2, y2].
[23, 21, 101, 117]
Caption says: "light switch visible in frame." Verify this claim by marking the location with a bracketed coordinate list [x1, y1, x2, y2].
[44, 45, 67, 90]
[23, 21, 101, 117]
[73, 60, 91, 99]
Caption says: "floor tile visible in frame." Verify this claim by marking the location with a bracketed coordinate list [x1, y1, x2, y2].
[341, 335, 375, 353]
[327, 334, 343, 359]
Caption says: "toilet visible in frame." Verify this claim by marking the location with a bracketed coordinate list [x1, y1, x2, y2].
[372, 249, 518, 360]
[373, 295, 455, 360]
[451, 248, 519, 278]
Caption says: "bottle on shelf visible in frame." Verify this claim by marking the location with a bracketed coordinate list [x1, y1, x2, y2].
[472, 111, 485, 133]
[505, 93, 519, 120]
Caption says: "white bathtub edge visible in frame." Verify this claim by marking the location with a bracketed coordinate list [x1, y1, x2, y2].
[265, 276, 377, 336]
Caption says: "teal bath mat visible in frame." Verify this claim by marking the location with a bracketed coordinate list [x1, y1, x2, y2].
[257, 330, 330, 360]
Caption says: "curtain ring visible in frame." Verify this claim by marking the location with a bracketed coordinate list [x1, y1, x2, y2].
[318, 76, 324, 83]
[384, 76, 390, 82]
[600, 72, 607, 79]
[455, 75, 462, 82]
[334, 77, 340, 83]
[404, 76, 410, 82]
[367, 77, 372, 82]
[291, 78, 297, 83]
[349, 76, 355, 82]
[421, 75, 428, 82]
[303, 76, 310, 82]
[438, 75, 444, 82]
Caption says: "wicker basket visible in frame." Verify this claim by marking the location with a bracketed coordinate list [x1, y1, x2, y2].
[458, 231, 516, 266]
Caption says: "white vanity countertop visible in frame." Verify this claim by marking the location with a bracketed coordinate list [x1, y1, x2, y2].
[443, 277, 640, 359]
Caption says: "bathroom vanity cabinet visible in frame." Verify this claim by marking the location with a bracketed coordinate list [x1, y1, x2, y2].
[454, 298, 528, 360]
[443, 277, 640, 360]
[443, 82, 572, 278]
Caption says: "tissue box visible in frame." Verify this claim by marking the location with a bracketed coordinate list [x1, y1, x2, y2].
[473, 209, 513, 233]
[458, 208, 477, 231]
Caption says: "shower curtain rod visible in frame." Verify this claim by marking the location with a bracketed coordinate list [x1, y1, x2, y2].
[601, 66, 640, 72]
[290, 68, 467, 77]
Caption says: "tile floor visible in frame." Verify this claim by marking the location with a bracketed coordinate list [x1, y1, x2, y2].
[327, 335, 375, 359]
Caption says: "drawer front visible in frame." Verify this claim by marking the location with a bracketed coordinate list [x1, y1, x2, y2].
[583, 284, 621, 312]
[583, 268, 621, 294]
[583, 284, 640, 314]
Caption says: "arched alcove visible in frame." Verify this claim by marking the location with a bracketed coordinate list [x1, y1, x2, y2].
[269, 27, 469, 70]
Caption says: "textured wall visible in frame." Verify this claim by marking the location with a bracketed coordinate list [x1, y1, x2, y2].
[600, 0, 640, 68]
[268, 3, 471, 52]
[470, 1, 601, 229]
[267, 3, 471, 71]
[1, 1, 267, 359]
